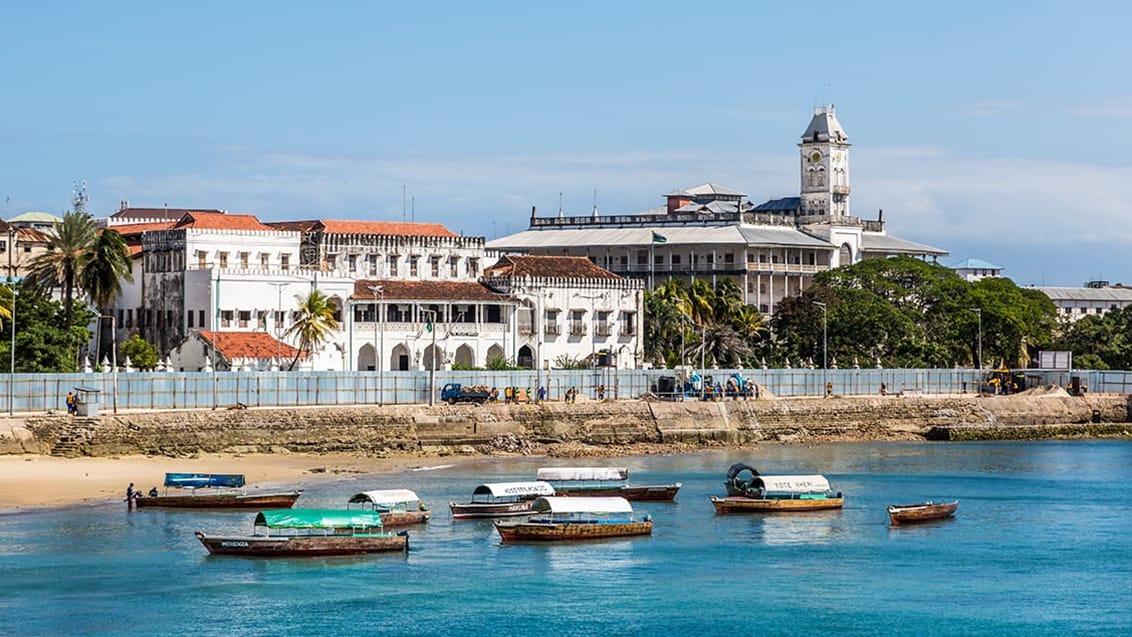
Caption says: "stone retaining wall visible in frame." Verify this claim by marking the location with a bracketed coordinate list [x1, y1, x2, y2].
[1, 394, 1127, 457]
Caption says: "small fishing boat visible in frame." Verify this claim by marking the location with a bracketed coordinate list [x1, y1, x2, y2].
[493, 496, 653, 542]
[449, 481, 556, 519]
[535, 467, 681, 501]
[135, 473, 302, 509]
[347, 489, 430, 526]
[710, 464, 844, 513]
[887, 500, 958, 525]
[194, 509, 409, 556]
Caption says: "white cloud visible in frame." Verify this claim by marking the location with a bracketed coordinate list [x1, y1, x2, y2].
[1070, 97, 1132, 117]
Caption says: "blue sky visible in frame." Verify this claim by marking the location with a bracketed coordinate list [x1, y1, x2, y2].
[2, 1, 1131, 286]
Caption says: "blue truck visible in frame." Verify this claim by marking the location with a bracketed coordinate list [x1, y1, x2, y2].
[440, 383, 491, 405]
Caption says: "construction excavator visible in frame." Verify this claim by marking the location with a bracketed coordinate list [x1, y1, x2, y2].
[981, 366, 1026, 395]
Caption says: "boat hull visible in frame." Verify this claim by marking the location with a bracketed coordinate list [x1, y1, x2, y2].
[887, 501, 958, 525]
[379, 510, 430, 526]
[449, 500, 539, 519]
[494, 520, 653, 542]
[553, 484, 681, 501]
[194, 531, 408, 556]
[136, 490, 302, 509]
[710, 495, 845, 513]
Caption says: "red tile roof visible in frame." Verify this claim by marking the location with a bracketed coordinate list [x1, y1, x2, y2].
[353, 279, 506, 302]
[107, 222, 179, 237]
[174, 211, 275, 232]
[112, 207, 225, 221]
[270, 219, 458, 237]
[484, 255, 622, 280]
[195, 331, 304, 360]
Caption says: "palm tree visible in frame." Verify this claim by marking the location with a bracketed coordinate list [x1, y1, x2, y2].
[81, 228, 134, 310]
[24, 211, 97, 328]
[81, 229, 134, 361]
[284, 290, 340, 370]
[0, 284, 12, 328]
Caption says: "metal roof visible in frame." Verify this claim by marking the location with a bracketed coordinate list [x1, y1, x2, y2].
[1034, 287, 1132, 302]
[471, 482, 555, 498]
[665, 183, 746, 198]
[536, 467, 628, 481]
[531, 496, 634, 515]
[860, 233, 949, 257]
[752, 197, 801, 212]
[489, 224, 833, 250]
[801, 106, 848, 143]
[949, 258, 1002, 270]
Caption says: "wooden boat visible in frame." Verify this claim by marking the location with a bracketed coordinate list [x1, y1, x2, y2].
[194, 509, 409, 556]
[494, 496, 653, 542]
[711, 466, 844, 513]
[887, 500, 958, 525]
[347, 489, 430, 526]
[535, 467, 681, 501]
[449, 481, 556, 519]
[135, 473, 302, 509]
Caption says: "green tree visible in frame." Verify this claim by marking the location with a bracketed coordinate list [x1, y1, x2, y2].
[81, 228, 135, 361]
[24, 211, 98, 329]
[284, 290, 339, 370]
[119, 334, 159, 370]
[0, 286, 93, 372]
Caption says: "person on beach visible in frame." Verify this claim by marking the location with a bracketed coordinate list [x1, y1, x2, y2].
[125, 483, 136, 509]
[537, 386, 546, 403]
[66, 392, 77, 416]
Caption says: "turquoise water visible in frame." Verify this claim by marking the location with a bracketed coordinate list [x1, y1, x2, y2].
[2, 441, 1130, 636]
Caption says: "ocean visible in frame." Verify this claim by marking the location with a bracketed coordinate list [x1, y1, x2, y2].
[1, 441, 1130, 636]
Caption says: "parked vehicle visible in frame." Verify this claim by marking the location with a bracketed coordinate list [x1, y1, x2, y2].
[440, 383, 491, 405]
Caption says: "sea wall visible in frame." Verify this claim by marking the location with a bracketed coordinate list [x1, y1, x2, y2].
[0, 394, 1128, 457]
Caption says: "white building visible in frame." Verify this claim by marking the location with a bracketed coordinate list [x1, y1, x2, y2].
[107, 212, 638, 372]
[1036, 283, 1132, 322]
[949, 258, 1003, 282]
[487, 106, 947, 315]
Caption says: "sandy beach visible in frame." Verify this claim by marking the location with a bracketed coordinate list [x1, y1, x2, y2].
[0, 452, 472, 512]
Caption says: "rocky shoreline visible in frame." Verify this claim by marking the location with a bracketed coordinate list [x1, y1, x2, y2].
[2, 391, 1128, 458]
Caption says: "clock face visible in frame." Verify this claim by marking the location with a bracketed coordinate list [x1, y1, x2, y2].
[809, 151, 822, 163]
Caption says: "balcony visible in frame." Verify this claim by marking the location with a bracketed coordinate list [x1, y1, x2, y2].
[569, 322, 587, 336]
[544, 324, 561, 336]
[595, 322, 612, 337]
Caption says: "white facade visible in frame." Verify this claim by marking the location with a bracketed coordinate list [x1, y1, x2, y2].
[1036, 285, 1132, 322]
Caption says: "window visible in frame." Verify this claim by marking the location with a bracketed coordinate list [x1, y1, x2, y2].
[238, 310, 250, 328]
[0, 240, 6, 252]
[197, 251, 207, 269]
[654, 254, 664, 265]
[367, 254, 378, 273]
[22, 245, 30, 253]
[198, 310, 205, 327]
[388, 255, 399, 276]
[239, 252, 249, 269]
[544, 309, 560, 335]
[466, 258, 479, 277]
[619, 255, 628, 268]
[636, 251, 647, 266]
[348, 254, 357, 272]
[117, 309, 124, 325]
[759, 304, 769, 313]
[221, 310, 233, 327]
[327, 255, 337, 271]
[187, 310, 194, 328]
[595, 311, 612, 336]
[218, 252, 228, 269]
[620, 311, 636, 336]
[724, 253, 734, 264]
[409, 256, 419, 277]
[430, 256, 440, 277]
[672, 254, 681, 266]
[449, 257, 459, 278]
[280, 254, 290, 272]
[569, 310, 586, 336]
[126, 309, 133, 328]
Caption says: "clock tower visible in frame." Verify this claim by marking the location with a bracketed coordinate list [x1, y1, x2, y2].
[799, 105, 851, 218]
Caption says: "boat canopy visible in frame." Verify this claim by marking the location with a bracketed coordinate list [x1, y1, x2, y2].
[254, 509, 384, 529]
[755, 475, 831, 493]
[472, 482, 555, 498]
[348, 489, 421, 506]
[536, 467, 628, 482]
[531, 496, 634, 515]
[164, 473, 245, 489]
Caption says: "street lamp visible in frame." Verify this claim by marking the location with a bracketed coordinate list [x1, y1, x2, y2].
[419, 307, 437, 406]
[368, 285, 384, 406]
[267, 282, 290, 366]
[970, 307, 982, 372]
[813, 301, 828, 396]
[6, 226, 15, 416]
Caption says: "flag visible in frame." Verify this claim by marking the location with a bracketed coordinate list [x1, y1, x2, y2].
[652, 231, 668, 244]
[425, 317, 433, 332]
